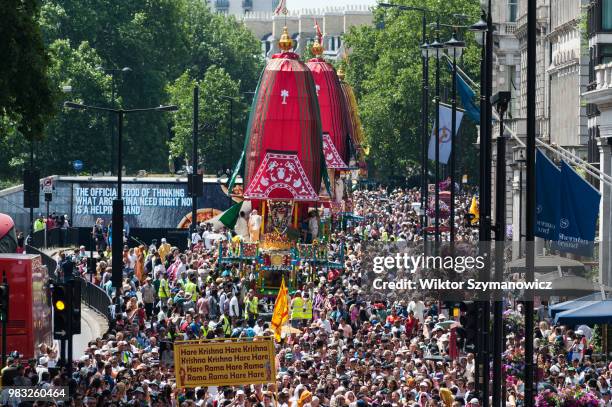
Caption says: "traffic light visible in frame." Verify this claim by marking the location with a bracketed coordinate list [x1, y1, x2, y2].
[68, 280, 81, 335]
[459, 301, 479, 351]
[0, 283, 9, 322]
[52, 283, 71, 340]
[23, 169, 40, 209]
[187, 173, 203, 197]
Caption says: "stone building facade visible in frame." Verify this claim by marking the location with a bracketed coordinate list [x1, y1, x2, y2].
[241, 5, 373, 59]
[210, 0, 276, 16]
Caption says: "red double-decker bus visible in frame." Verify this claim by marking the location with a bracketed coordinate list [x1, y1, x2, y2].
[0, 213, 52, 359]
[0, 213, 17, 254]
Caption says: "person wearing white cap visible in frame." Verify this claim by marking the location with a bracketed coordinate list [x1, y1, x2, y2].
[469, 398, 480, 406]
[36, 356, 49, 382]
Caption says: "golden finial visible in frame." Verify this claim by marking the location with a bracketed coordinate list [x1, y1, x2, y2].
[278, 26, 293, 52]
[311, 37, 323, 57]
[337, 68, 345, 80]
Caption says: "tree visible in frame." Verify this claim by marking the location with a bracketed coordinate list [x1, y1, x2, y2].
[40, 40, 114, 175]
[343, 0, 481, 185]
[167, 66, 246, 174]
[0, 0, 56, 180]
[36, 0, 263, 174]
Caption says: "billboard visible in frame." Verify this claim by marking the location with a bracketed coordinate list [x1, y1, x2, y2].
[71, 182, 230, 229]
[174, 339, 276, 388]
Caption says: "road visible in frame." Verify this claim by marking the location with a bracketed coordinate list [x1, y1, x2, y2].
[72, 304, 108, 358]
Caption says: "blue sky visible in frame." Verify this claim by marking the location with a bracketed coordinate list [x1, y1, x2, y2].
[286, 0, 377, 10]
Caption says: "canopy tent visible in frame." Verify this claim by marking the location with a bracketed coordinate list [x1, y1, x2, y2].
[549, 292, 608, 318]
[337, 69, 368, 173]
[235, 27, 326, 202]
[507, 255, 587, 274]
[306, 36, 350, 169]
[554, 300, 612, 325]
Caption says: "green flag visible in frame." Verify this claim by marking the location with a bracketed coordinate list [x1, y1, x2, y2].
[219, 201, 244, 229]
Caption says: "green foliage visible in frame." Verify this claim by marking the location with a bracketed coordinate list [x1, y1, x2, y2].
[23, 0, 263, 176]
[0, 0, 56, 174]
[167, 67, 246, 174]
[343, 0, 481, 184]
[41, 40, 114, 175]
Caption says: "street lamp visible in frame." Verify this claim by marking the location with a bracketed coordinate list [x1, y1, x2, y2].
[64, 101, 177, 303]
[469, 9, 494, 407]
[219, 95, 239, 171]
[426, 24, 444, 243]
[444, 31, 465, 243]
[97, 66, 132, 175]
[379, 2, 431, 245]
[420, 40, 431, 243]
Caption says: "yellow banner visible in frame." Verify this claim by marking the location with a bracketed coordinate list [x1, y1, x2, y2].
[174, 338, 276, 388]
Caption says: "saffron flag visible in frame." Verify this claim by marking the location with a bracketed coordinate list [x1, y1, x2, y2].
[428, 104, 464, 165]
[468, 196, 479, 225]
[554, 161, 601, 256]
[535, 149, 561, 240]
[270, 278, 289, 342]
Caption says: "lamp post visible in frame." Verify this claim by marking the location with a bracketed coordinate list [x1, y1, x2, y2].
[379, 3, 430, 241]
[492, 91, 511, 407]
[219, 95, 240, 171]
[444, 31, 466, 243]
[64, 101, 177, 303]
[469, 13, 491, 406]
[429, 21, 444, 243]
[525, 0, 537, 404]
[420, 29, 430, 244]
[97, 66, 132, 175]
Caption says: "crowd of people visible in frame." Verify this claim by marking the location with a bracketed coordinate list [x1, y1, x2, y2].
[2, 186, 610, 407]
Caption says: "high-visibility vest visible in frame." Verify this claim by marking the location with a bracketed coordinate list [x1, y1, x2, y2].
[303, 299, 313, 320]
[201, 326, 208, 338]
[158, 279, 170, 298]
[245, 297, 258, 318]
[291, 297, 304, 320]
[221, 315, 231, 336]
[184, 281, 198, 301]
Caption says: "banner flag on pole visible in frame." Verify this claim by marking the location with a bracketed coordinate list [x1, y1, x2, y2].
[218, 201, 244, 230]
[270, 277, 289, 342]
[535, 148, 561, 240]
[553, 160, 601, 256]
[428, 104, 464, 165]
[448, 61, 481, 123]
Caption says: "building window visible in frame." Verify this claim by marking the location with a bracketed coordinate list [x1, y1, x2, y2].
[599, 44, 612, 63]
[604, 0, 612, 30]
[508, 0, 518, 22]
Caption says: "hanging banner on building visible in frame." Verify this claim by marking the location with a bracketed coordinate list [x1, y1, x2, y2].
[428, 104, 464, 165]
[174, 339, 276, 388]
[535, 149, 561, 240]
[554, 161, 601, 256]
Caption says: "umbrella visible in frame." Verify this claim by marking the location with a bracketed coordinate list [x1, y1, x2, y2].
[281, 325, 302, 335]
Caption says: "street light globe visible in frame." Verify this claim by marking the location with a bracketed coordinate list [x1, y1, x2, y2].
[444, 32, 466, 59]
[421, 41, 430, 58]
[427, 39, 443, 59]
